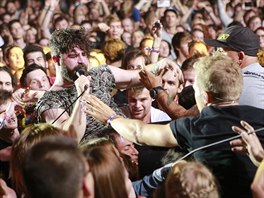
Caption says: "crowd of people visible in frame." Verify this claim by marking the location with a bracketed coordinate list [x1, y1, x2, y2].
[0, 0, 264, 197]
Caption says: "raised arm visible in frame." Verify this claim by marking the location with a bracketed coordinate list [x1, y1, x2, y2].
[81, 94, 177, 147]
[139, 69, 199, 119]
[109, 58, 179, 89]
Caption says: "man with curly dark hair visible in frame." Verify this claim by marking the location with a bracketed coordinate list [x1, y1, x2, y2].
[35, 28, 177, 143]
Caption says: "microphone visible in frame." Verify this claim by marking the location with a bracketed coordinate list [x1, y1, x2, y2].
[74, 66, 89, 90]
[52, 66, 89, 124]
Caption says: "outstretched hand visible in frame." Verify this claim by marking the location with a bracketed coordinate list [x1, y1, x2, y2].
[230, 120, 264, 166]
[80, 93, 117, 124]
[139, 68, 165, 90]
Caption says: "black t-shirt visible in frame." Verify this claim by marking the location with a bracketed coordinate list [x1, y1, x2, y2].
[170, 105, 264, 198]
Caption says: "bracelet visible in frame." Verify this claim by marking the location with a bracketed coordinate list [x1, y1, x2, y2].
[151, 48, 160, 53]
[106, 114, 119, 125]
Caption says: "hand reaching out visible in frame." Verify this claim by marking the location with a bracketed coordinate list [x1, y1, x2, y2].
[230, 120, 264, 166]
[139, 69, 165, 90]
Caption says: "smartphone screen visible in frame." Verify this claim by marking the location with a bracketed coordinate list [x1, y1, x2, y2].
[157, 0, 171, 8]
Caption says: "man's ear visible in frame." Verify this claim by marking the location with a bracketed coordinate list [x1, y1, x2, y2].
[237, 51, 245, 65]
[52, 56, 60, 65]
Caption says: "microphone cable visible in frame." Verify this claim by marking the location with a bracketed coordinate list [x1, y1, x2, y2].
[171, 126, 264, 166]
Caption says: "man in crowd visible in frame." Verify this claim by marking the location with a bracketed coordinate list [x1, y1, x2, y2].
[205, 25, 264, 109]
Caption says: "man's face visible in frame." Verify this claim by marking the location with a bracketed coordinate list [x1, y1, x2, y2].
[10, 22, 24, 40]
[25, 69, 51, 91]
[162, 69, 180, 100]
[122, 19, 134, 33]
[128, 88, 152, 121]
[25, 51, 47, 68]
[108, 21, 123, 39]
[0, 71, 13, 92]
[114, 134, 139, 165]
[183, 68, 195, 87]
[60, 47, 89, 82]
[164, 11, 179, 28]
[55, 19, 69, 30]
[222, 48, 240, 65]
[127, 56, 145, 70]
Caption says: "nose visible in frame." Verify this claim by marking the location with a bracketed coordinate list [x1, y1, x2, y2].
[77, 54, 86, 64]
[135, 101, 141, 108]
[132, 146, 139, 155]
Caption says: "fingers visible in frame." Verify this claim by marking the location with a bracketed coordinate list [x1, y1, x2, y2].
[240, 120, 255, 134]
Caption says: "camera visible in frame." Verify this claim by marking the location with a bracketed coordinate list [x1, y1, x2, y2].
[154, 22, 161, 29]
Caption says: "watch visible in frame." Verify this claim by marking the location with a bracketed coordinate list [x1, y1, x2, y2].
[149, 86, 164, 99]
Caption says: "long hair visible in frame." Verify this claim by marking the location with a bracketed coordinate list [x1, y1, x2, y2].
[81, 138, 128, 198]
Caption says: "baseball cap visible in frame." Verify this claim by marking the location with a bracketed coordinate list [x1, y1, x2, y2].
[204, 25, 260, 56]
[164, 6, 179, 17]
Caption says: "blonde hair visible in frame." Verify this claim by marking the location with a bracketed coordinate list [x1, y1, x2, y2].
[188, 41, 209, 57]
[165, 161, 219, 198]
[194, 53, 243, 102]
[103, 39, 126, 62]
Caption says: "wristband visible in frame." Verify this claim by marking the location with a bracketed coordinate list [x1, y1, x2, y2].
[107, 114, 119, 125]
[151, 48, 160, 53]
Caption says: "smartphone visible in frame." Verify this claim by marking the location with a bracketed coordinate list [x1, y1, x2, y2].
[244, 1, 256, 7]
[157, 0, 170, 8]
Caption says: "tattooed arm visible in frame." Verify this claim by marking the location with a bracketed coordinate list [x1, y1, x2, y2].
[139, 69, 199, 119]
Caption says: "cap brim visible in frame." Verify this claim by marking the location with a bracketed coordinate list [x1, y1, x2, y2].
[204, 38, 229, 48]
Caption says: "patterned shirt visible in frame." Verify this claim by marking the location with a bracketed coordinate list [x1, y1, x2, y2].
[35, 65, 125, 142]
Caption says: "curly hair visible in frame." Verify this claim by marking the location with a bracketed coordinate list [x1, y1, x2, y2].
[49, 28, 91, 57]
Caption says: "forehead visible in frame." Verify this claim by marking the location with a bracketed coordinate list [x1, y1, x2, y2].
[162, 70, 178, 81]
[0, 71, 12, 81]
[26, 51, 44, 58]
[27, 69, 46, 78]
[10, 47, 23, 54]
[128, 88, 150, 98]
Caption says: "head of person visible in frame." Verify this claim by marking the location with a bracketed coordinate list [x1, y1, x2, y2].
[162, 68, 184, 100]
[255, 26, 264, 50]
[53, 15, 69, 30]
[159, 40, 171, 58]
[163, 7, 180, 28]
[103, 39, 126, 65]
[131, 30, 144, 48]
[4, 44, 25, 71]
[193, 53, 243, 111]
[127, 86, 152, 122]
[121, 48, 150, 70]
[172, 32, 192, 58]
[0, 89, 19, 143]
[191, 28, 204, 41]
[25, 27, 37, 44]
[181, 54, 201, 87]
[165, 161, 219, 198]
[188, 40, 209, 57]
[122, 18, 134, 34]
[108, 131, 139, 165]
[247, 15, 262, 32]
[8, 19, 24, 41]
[0, 66, 16, 92]
[22, 135, 94, 198]
[81, 138, 130, 198]
[23, 44, 47, 69]
[49, 28, 91, 82]
[121, 31, 132, 46]
[139, 36, 154, 56]
[11, 123, 63, 196]
[106, 15, 124, 40]
[204, 25, 260, 68]
[20, 64, 51, 91]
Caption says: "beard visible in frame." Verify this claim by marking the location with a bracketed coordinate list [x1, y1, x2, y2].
[60, 62, 89, 82]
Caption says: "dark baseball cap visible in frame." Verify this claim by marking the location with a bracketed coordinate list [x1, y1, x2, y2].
[164, 6, 179, 17]
[204, 25, 260, 56]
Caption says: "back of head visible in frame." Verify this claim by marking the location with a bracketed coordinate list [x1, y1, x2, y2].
[11, 123, 63, 195]
[103, 39, 126, 63]
[23, 136, 86, 198]
[194, 53, 243, 102]
[50, 28, 91, 57]
[165, 161, 219, 198]
[81, 138, 128, 198]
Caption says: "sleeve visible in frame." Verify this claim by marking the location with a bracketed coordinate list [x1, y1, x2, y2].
[132, 162, 172, 197]
[169, 118, 193, 152]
